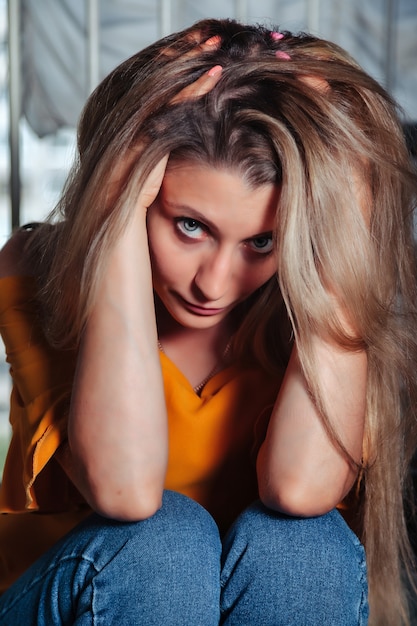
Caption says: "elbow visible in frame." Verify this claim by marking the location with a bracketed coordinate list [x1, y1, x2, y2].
[66, 437, 167, 522]
[257, 446, 358, 518]
[87, 481, 164, 521]
[68, 453, 166, 521]
[258, 477, 343, 518]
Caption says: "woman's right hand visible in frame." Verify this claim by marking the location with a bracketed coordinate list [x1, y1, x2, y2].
[138, 61, 223, 211]
[62, 38, 223, 522]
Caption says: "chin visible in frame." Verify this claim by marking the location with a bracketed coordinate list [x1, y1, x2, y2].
[178, 314, 223, 329]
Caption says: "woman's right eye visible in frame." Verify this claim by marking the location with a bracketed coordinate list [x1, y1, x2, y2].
[176, 218, 205, 239]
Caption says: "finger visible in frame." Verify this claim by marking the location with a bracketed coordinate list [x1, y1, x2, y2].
[161, 33, 221, 60]
[160, 31, 202, 59]
[184, 34, 222, 61]
[198, 35, 222, 52]
[170, 65, 222, 104]
[300, 75, 329, 92]
[139, 154, 170, 210]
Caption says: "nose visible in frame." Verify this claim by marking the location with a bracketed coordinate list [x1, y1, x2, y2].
[194, 247, 235, 302]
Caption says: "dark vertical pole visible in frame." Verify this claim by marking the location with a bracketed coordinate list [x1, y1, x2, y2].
[8, 0, 21, 230]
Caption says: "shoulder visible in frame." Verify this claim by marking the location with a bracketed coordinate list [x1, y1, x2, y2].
[0, 224, 41, 279]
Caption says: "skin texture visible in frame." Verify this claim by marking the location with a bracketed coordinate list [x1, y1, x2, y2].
[147, 163, 279, 388]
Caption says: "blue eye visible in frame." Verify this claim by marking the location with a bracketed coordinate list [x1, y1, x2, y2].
[248, 236, 274, 254]
[176, 218, 204, 239]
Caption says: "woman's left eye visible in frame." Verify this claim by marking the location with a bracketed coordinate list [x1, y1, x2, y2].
[176, 218, 205, 239]
[247, 236, 274, 254]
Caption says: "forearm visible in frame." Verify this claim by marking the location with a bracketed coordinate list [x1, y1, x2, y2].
[257, 338, 367, 517]
[66, 212, 168, 520]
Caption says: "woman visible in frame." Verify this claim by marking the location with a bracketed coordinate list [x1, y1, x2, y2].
[0, 18, 416, 625]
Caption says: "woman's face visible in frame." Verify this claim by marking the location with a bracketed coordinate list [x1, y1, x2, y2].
[147, 161, 279, 330]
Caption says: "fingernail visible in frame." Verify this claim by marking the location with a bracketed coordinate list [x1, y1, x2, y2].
[276, 51, 291, 60]
[271, 31, 284, 40]
[205, 35, 221, 47]
[207, 65, 222, 77]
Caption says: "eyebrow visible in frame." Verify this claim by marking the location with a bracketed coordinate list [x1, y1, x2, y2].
[166, 201, 274, 240]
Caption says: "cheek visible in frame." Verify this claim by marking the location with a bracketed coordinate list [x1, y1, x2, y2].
[240, 262, 276, 296]
[147, 224, 169, 287]
[147, 213, 172, 276]
[148, 234, 191, 291]
[149, 245, 175, 288]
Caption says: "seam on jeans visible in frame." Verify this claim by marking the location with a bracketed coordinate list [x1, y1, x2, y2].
[0, 555, 100, 618]
[220, 536, 249, 591]
[356, 544, 369, 625]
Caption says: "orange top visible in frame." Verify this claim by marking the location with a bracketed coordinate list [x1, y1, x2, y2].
[0, 275, 281, 592]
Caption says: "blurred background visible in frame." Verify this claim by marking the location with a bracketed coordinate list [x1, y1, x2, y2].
[0, 0, 416, 472]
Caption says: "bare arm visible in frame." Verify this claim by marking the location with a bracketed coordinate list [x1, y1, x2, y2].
[63, 192, 168, 521]
[59, 66, 223, 521]
[258, 158, 371, 518]
[257, 336, 367, 517]
[0, 205, 167, 521]
[1, 59, 223, 522]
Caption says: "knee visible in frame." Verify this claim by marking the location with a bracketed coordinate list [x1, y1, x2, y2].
[221, 503, 368, 623]
[89, 491, 222, 620]
[52, 490, 221, 581]
[224, 501, 365, 566]
[3, 492, 222, 625]
[142, 490, 222, 563]
[82, 490, 221, 566]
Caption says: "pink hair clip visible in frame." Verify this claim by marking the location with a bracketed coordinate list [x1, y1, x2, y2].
[271, 31, 284, 40]
[276, 50, 291, 60]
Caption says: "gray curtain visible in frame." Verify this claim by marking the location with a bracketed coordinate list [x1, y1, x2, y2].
[21, 0, 417, 138]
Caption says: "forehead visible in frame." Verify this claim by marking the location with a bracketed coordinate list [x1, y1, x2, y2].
[161, 161, 279, 236]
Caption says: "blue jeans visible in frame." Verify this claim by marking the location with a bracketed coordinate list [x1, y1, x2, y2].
[0, 491, 368, 625]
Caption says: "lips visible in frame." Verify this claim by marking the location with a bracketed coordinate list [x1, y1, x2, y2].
[176, 294, 226, 316]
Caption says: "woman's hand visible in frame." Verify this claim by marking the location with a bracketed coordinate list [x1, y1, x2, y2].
[170, 63, 222, 104]
[137, 154, 170, 212]
[138, 62, 223, 210]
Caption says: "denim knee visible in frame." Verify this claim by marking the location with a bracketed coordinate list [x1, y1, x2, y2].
[0, 491, 222, 626]
[220, 502, 368, 626]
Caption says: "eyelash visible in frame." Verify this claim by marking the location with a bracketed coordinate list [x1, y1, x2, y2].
[176, 218, 205, 239]
[246, 237, 274, 255]
[175, 217, 274, 256]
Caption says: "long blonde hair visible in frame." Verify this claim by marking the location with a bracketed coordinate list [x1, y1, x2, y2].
[26, 19, 417, 625]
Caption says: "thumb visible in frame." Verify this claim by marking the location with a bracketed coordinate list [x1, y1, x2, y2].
[139, 154, 169, 210]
